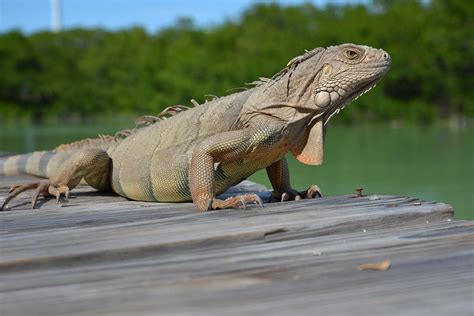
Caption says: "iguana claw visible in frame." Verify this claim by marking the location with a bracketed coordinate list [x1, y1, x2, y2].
[0, 180, 69, 211]
[217, 193, 263, 210]
[270, 184, 322, 203]
[48, 184, 70, 203]
[306, 184, 323, 198]
[199, 194, 264, 211]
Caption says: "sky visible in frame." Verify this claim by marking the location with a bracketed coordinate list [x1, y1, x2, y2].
[0, 0, 369, 34]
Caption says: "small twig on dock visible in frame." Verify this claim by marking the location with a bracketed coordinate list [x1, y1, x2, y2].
[355, 187, 364, 198]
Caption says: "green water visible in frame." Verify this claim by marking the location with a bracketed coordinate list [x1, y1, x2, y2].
[0, 124, 472, 219]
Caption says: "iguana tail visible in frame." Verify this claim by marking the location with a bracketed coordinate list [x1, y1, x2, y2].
[0, 151, 64, 178]
[0, 135, 117, 178]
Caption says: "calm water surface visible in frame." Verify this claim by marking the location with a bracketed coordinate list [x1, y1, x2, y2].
[0, 124, 472, 219]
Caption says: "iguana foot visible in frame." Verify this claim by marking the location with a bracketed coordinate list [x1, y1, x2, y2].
[270, 184, 322, 203]
[196, 194, 264, 211]
[0, 180, 69, 211]
[212, 193, 264, 210]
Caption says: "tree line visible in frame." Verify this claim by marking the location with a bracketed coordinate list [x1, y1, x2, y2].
[0, 0, 472, 124]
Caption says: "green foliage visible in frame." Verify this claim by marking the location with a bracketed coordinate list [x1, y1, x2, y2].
[0, 0, 472, 123]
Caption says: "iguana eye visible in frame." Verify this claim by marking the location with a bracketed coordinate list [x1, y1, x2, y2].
[345, 49, 359, 60]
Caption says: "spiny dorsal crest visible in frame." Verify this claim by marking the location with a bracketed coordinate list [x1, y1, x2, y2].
[55, 48, 326, 153]
[55, 105, 192, 152]
[134, 105, 191, 128]
[249, 47, 325, 90]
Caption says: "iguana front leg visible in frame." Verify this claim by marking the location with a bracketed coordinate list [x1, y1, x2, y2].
[266, 157, 322, 202]
[189, 129, 263, 211]
[1, 148, 110, 210]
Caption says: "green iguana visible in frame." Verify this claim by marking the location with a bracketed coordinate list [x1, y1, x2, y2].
[0, 44, 391, 211]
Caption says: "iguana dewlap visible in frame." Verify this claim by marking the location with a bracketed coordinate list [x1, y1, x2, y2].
[0, 44, 391, 211]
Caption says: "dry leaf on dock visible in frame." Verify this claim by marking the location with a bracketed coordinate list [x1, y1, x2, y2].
[358, 259, 391, 271]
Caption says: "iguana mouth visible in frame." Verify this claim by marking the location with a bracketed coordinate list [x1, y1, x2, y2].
[322, 73, 384, 125]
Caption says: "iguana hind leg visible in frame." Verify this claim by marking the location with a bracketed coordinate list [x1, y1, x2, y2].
[266, 157, 322, 203]
[1, 148, 111, 211]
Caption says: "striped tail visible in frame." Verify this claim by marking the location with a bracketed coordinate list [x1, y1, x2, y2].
[0, 151, 66, 178]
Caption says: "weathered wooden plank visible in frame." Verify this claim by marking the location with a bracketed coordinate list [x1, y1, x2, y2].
[0, 175, 472, 316]
[0, 193, 451, 263]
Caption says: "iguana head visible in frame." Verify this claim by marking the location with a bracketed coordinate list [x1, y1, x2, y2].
[310, 44, 391, 124]
[289, 44, 391, 165]
[244, 44, 391, 165]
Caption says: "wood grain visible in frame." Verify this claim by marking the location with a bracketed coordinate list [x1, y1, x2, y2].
[0, 175, 472, 316]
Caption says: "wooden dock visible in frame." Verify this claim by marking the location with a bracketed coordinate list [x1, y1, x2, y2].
[0, 175, 472, 315]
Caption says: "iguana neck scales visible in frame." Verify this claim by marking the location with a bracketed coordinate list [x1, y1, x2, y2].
[0, 44, 391, 211]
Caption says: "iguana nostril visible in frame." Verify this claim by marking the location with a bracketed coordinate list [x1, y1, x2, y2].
[380, 50, 391, 62]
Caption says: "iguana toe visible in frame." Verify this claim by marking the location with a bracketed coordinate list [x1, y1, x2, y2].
[306, 184, 323, 198]
[199, 194, 264, 211]
[31, 180, 52, 208]
[0, 180, 70, 211]
[48, 184, 70, 203]
[270, 184, 322, 203]
[1, 181, 43, 211]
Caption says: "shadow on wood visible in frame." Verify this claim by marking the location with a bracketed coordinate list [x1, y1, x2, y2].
[0, 175, 472, 316]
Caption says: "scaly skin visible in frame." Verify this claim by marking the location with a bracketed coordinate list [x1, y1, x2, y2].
[0, 44, 391, 211]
